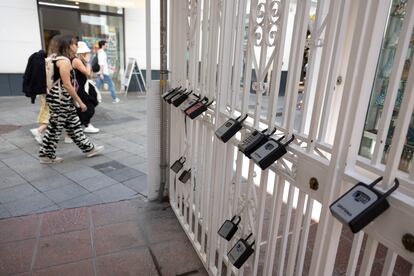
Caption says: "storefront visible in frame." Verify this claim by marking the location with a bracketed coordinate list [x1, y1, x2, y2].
[37, 0, 125, 89]
[359, 0, 414, 172]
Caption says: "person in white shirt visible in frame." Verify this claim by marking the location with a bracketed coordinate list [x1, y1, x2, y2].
[95, 40, 120, 103]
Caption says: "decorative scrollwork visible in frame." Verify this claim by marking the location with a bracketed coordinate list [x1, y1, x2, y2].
[256, 2, 266, 25]
[253, 25, 263, 46]
[251, 0, 282, 47]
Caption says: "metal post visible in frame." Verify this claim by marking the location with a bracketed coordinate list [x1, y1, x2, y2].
[158, 0, 169, 201]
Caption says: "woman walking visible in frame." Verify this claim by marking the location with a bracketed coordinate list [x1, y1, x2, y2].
[72, 41, 100, 133]
[39, 35, 104, 164]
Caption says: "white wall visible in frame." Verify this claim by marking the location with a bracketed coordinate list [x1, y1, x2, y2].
[0, 0, 42, 73]
[125, 1, 160, 70]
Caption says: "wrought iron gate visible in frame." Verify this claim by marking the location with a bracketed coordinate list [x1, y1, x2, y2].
[167, 0, 414, 275]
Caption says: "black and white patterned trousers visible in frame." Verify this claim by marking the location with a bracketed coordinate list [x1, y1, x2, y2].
[39, 85, 94, 159]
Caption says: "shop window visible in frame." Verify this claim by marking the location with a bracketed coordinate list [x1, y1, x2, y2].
[38, 0, 125, 89]
[359, 0, 414, 172]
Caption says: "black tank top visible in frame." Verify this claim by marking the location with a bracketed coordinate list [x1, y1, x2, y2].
[53, 58, 75, 82]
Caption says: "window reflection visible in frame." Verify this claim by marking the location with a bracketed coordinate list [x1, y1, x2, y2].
[359, 0, 414, 172]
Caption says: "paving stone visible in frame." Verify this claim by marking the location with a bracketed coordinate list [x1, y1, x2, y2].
[33, 259, 95, 276]
[41, 207, 89, 236]
[76, 155, 112, 166]
[0, 148, 25, 160]
[18, 167, 61, 182]
[92, 160, 126, 173]
[0, 214, 39, 243]
[58, 193, 103, 209]
[150, 238, 205, 276]
[0, 143, 18, 153]
[123, 174, 148, 195]
[44, 183, 89, 204]
[132, 162, 148, 174]
[0, 168, 27, 189]
[106, 150, 135, 161]
[0, 204, 11, 219]
[0, 239, 36, 275]
[3, 154, 43, 172]
[91, 200, 141, 226]
[105, 167, 144, 182]
[118, 155, 146, 167]
[36, 204, 60, 214]
[35, 230, 93, 269]
[94, 184, 137, 203]
[31, 174, 75, 192]
[94, 221, 146, 256]
[63, 167, 103, 182]
[141, 216, 187, 244]
[51, 162, 84, 174]
[5, 193, 55, 216]
[78, 174, 118, 192]
[0, 184, 38, 204]
[96, 248, 158, 276]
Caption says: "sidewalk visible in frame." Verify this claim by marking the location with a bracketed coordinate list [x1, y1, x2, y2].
[0, 93, 148, 218]
[0, 93, 208, 275]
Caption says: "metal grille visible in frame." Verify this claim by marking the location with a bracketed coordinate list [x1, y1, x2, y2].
[168, 0, 414, 275]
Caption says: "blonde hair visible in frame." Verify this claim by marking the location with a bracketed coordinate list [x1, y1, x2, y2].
[76, 53, 89, 65]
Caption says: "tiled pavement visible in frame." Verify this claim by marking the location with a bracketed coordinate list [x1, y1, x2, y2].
[0, 93, 208, 275]
[0, 199, 208, 275]
[0, 93, 148, 218]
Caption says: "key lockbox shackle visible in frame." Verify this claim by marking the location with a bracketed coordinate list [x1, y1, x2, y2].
[275, 134, 295, 147]
[251, 127, 277, 136]
[165, 87, 186, 103]
[230, 215, 241, 225]
[265, 127, 277, 136]
[163, 86, 181, 96]
[243, 233, 255, 246]
[367, 176, 399, 196]
[236, 114, 248, 123]
[168, 88, 188, 103]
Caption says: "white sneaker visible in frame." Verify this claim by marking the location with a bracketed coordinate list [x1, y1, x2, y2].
[64, 136, 73, 144]
[112, 98, 120, 103]
[30, 128, 43, 144]
[86, 145, 104, 158]
[84, 124, 100, 133]
[40, 156, 63, 164]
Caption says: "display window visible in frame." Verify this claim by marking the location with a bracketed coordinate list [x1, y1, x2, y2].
[38, 0, 125, 89]
[359, 0, 413, 172]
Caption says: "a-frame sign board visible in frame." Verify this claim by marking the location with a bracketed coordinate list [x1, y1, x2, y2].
[123, 58, 146, 95]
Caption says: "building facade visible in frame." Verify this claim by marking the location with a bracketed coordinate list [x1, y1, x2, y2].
[0, 0, 158, 96]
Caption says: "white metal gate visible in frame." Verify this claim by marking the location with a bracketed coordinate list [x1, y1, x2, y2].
[167, 0, 414, 275]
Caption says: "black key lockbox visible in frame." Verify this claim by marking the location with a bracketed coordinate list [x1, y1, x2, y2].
[161, 86, 181, 100]
[215, 115, 248, 143]
[185, 99, 214, 119]
[228, 233, 255, 269]
[178, 169, 191, 183]
[170, 157, 186, 173]
[164, 87, 184, 102]
[218, 215, 241, 241]
[167, 88, 187, 104]
[180, 94, 202, 112]
[330, 177, 399, 233]
[238, 128, 276, 158]
[251, 135, 295, 170]
[172, 90, 193, 107]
